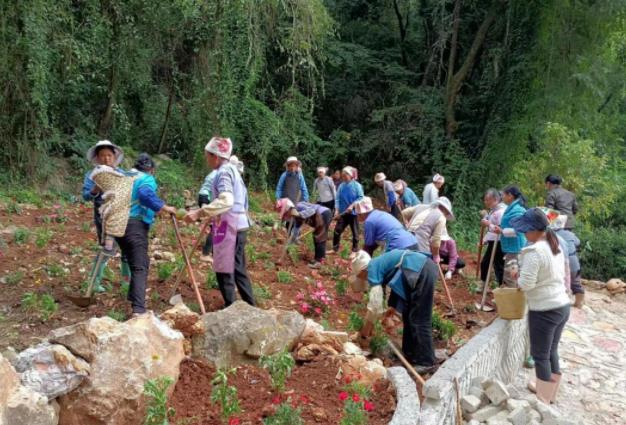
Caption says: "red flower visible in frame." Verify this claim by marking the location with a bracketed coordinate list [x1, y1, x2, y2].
[363, 400, 374, 412]
[352, 394, 360, 402]
[299, 394, 310, 404]
[338, 391, 349, 401]
[344, 375, 352, 384]
[314, 307, 322, 315]
[228, 418, 240, 425]
[271, 395, 281, 405]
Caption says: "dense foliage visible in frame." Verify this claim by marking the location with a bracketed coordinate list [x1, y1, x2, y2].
[1, 0, 625, 277]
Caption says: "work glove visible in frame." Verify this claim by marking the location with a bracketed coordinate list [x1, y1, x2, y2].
[445, 270, 453, 280]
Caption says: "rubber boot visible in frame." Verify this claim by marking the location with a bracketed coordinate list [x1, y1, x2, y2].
[120, 259, 131, 284]
[573, 293, 584, 308]
[535, 378, 556, 404]
[550, 373, 562, 404]
[90, 255, 109, 293]
[524, 355, 535, 368]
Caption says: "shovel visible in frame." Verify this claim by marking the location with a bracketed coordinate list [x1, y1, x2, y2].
[475, 226, 485, 278]
[67, 250, 109, 307]
[169, 218, 212, 300]
[476, 237, 499, 312]
[437, 264, 456, 315]
[170, 215, 206, 314]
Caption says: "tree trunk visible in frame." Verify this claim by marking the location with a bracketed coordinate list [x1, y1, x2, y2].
[392, 0, 409, 66]
[445, 1, 499, 139]
[157, 84, 175, 153]
[98, 66, 118, 137]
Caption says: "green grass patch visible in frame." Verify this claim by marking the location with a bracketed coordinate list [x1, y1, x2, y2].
[276, 270, 293, 284]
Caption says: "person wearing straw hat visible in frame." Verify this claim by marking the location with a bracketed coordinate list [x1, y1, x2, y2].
[551, 214, 584, 307]
[277, 199, 332, 268]
[184, 137, 256, 307]
[82, 140, 130, 292]
[350, 249, 439, 372]
[437, 228, 465, 279]
[353, 197, 417, 255]
[402, 197, 454, 264]
[275, 156, 309, 204]
[509, 208, 570, 404]
[374, 172, 402, 222]
[331, 166, 364, 257]
[115, 153, 177, 315]
[313, 166, 336, 214]
[422, 174, 445, 205]
[393, 179, 420, 210]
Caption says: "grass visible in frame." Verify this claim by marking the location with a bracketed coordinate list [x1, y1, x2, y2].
[287, 244, 299, 263]
[120, 282, 130, 299]
[13, 228, 30, 245]
[335, 278, 348, 296]
[246, 243, 258, 262]
[432, 311, 457, 341]
[276, 270, 293, 284]
[253, 284, 272, 301]
[206, 272, 218, 290]
[369, 320, 389, 355]
[46, 263, 68, 278]
[21, 292, 58, 321]
[339, 243, 351, 260]
[347, 310, 364, 332]
[81, 222, 92, 232]
[5, 271, 24, 285]
[107, 309, 127, 321]
[157, 262, 175, 282]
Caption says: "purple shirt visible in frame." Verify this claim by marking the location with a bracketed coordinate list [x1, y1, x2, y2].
[439, 239, 459, 272]
[483, 203, 505, 242]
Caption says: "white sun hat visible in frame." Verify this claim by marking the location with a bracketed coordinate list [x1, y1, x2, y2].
[374, 172, 386, 183]
[205, 137, 233, 159]
[433, 196, 454, 220]
[349, 250, 371, 292]
[354, 197, 374, 215]
[86, 140, 124, 166]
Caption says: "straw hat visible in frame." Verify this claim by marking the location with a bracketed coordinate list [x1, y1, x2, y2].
[354, 197, 374, 215]
[86, 140, 124, 166]
[374, 172, 386, 183]
[433, 196, 454, 220]
[393, 179, 406, 192]
[349, 250, 371, 292]
[205, 137, 233, 159]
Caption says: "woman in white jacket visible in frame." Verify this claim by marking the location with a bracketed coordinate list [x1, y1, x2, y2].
[510, 208, 570, 405]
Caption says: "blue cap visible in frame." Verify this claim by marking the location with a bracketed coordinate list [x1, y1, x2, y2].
[510, 208, 549, 234]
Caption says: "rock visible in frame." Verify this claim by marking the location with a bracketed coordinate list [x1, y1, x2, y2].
[505, 384, 522, 399]
[468, 405, 503, 422]
[486, 409, 512, 425]
[484, 379, 510, 405]
[606, 278, 626, 294]
[3, 385, 59, 425]
[58, 245, 70, 255]
[342, 342, 363, 356]
[301, 319, 324, 338]
[1, 353, 20, 414]
[13, 342, 90, 400]
[168, 294, 183, 306]
[528, 408, 541, 422]
[469, 386, 488, 408]
[340, 355, 386, 386]
[461, 394, 482, 414]
[192, 302, 305, 368]
[1, 347, 18, 366]
[467, 421, 480, 425]
[310, 406, 328, 422]
[50, 313, 184, 425]
[536, 401, 561, 422]
[471, 375, 488, 389]
[160, 303, 203, 338]
[507, 406, 530, 425]
[522, 393, 538, 407]
[0, 225, 18, 237]
[506, 398, 530, 412]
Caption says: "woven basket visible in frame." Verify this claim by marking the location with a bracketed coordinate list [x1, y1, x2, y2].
[493, 287, 527, 320]
[91, 167, 136, 238]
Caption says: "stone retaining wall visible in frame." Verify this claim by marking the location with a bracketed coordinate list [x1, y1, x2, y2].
[419, 318, 529, 425]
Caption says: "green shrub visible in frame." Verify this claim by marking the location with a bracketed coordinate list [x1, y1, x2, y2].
[157, 262, 175, 282]
[369, 320, 388, 355]
[210, 369, 241, 423]
[263, 401, 304, 425]
[46, 264, 67, 278]
[432, 311, 457, 340]
[287, 245, 299, 263]
[253, 284, 272, 301]
[335, 278, 348, 296]
[206, 272, 219, 290]
[276, 270, 293, 284]
[13, 228, 30, 245]
[143, 376, 175, 425]
[347, 310, 364, 332]
[5, 271, 24, 285]
[579, 226, 626, 280]
[21, 293, 58, 321]
[107, 309, 127, 322]
[259, 349, 295, 392]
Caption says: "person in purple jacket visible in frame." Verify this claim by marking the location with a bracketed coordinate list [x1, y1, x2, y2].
[353, 197, 418, 256]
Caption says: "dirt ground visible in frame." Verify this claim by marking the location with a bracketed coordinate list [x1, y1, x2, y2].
[0, 197, 497, 424]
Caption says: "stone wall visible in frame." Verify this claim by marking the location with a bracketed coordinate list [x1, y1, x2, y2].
[419, 318, 529, 425]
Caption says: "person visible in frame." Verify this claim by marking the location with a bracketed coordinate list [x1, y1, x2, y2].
[353, 197, 417, 255]
[82, 140, 130, 292]
[350, 249, 439, 373]
[551, 214, 584, 307]
[480, 189, 506, 286]
[402, 197, 454, 264]
[275, 156, 309, 204]
[374, 172, 402, 222]
[438, 228, 465, 279]
[545, 175, 578, 230]
[116, 153, 177, 315]
[496, 185, 527, 288]
[331, 166, 364, 257]
[184, 137, 256, 307]
[313, 166, 336, 214]
[510, 208, 570, 404]
[198, 169, 218, 262]
[422, 174, 445, 205]
[394, 179, 420, 209]
[332, 170, 342, 190]
[277, 199, 332, 269]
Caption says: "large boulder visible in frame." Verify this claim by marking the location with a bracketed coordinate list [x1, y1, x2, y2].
[192, 301, 306, 368]
[12, 342, 90, 400]
[49, 313, 185, 425]
[1, 353, 59, 425]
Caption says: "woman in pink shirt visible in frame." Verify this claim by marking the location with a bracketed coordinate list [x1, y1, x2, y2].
[480, 188, 505, 286]
[438, 228, 465, 279]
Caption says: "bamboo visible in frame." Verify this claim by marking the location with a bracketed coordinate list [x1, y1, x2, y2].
[170, 215, 206, 314]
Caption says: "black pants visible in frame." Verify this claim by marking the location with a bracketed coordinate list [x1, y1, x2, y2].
[215, 231, 256, 307]
[528, 305, 570, 381]
[480, 241, 504, 284]
[317, 200, 335, 215]
[115, 218, 150, 313]
[314, 210, 333, 261]
[402, 260, 437, 366]
[440, 255, 466, 270]
[202, 231, 213, 256]
[333, 214, 359, 252]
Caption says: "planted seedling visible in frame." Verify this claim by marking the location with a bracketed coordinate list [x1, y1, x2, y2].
[253, 284, 272, 301]
[276, 270, 292, 284]
[263, 401, 304, 425]
[259, 349, 295, 392]
[206, 272, 219, 290]
[21, 292, 58, 321]
[107, 309, 127, 322]
[5, 271, 24, 285]
[211, 369, 241, 423]
[347, 310, 364, 332]
[157, 262, 175, 282]
[143, 376, 175, 425]
[13, 228, 30, 245]
[335, 278, 348, 296]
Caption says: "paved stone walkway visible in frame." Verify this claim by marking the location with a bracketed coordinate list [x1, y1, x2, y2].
[511, 288, 626, 425]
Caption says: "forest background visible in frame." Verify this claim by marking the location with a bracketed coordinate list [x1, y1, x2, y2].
[1, 0, 624, 279]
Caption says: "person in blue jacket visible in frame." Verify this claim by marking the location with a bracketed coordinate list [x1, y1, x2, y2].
[82, 140, 130, 292]
[353, 197, 417, 256]
[117, 154, 177, 315]
[275, 156, 309, 203]
[495, 185, 528, 288]
[374, 172, 402, 222]
[331, 166, 364, 256]
[393, 180, 420, 209]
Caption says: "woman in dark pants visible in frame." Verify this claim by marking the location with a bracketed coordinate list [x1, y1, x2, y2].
[510, 208, 571, 404]
[480, 188, 506, 286]
[116, 154, 177, 314]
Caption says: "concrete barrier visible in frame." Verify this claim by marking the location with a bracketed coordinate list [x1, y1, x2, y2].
[388, 366, 420, 425]
[419, 318, 529, 425]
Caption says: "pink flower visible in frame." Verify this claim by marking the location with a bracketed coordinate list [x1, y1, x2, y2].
[316, 281, 324, 289]
[363, 400, 374, 412]
[228, 418, 240, 425]
[314, 307, 322, 315]
[352, 394, 360, 402]
[299, 303, 310, 314]
[338, 391, 349, 401]
[53, 204, 61, 209]
[295, 292, 305, 301]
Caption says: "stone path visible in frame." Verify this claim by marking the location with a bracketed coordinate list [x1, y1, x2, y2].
[511, 288, 626, 425]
